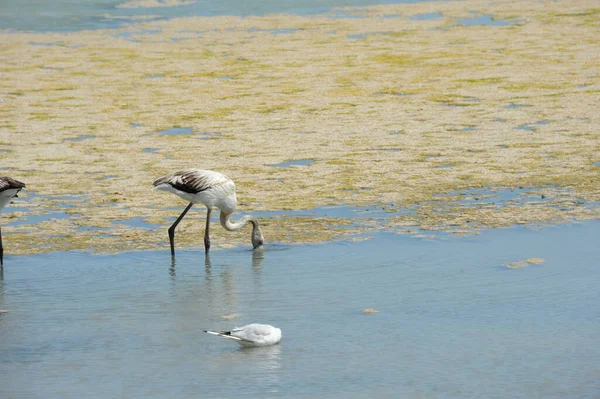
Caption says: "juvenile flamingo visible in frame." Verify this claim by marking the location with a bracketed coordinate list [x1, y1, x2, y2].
[153, 169, 264, 255]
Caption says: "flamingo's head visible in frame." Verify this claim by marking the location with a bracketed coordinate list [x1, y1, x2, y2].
[251, 222, 264, 249]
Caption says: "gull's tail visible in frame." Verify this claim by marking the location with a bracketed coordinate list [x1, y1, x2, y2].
[204, 330, 242, 341]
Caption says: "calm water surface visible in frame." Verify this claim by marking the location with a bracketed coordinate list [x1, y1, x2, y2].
[1, 222, 599, 398]
[1, 0, 428, 32]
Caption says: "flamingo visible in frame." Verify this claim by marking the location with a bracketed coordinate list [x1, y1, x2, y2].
[204, 323, 282, 347]
[0, 176, 26, 266]
[153, 169, 264, 255]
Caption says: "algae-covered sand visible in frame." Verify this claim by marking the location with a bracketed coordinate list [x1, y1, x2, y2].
[0, 0, 598, 254]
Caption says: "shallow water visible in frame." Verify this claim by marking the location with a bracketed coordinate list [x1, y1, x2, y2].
[1, 221, 599, 398]
[272, 159, 315, 168]
[456, 14, 518, 27]
[1, 0, 428, 32]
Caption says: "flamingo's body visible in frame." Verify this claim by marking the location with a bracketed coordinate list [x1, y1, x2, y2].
[204, 323, 282, 347]
[153, 169, 264, 255]
[0, 177, 26, 266]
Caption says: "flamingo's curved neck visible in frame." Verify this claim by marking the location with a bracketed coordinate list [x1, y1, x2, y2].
[220, 212, 258, 232]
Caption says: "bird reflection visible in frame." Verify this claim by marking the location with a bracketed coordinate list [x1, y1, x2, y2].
[0, 261, 4, 313]
[169, 256, 176, 279]
[233, 344, 282, 386]
[169, 252, 216, 281]
[204, 253, 212, 280]
[167, 249, 267, 322]
[252, 248, 265, 274]
[169, 249, 265, 277]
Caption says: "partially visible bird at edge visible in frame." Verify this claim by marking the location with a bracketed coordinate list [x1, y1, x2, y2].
[153, 169, 264, 255]
[0, 176, 26, 266]
[204, 323, 282, 347]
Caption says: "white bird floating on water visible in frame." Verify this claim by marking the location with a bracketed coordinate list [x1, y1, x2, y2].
[153, 169, 264, 255]
[204, 323, 282, 347]
[0, 176, 26, 266]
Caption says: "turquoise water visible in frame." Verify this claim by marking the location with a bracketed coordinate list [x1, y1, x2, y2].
[456, 14, 518, 27]
[1, 221, 599, 398]
[0, 0, 426, 32]
[0, 0, 521, 32]
[272, 159, 315, 168]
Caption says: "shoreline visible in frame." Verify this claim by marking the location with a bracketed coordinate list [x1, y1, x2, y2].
[4, 219, 599, 258]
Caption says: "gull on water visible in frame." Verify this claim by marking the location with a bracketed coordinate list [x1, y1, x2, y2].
[153, 169, 264, 255]
[204, 323, 282, 347]
[0, 176, 26, 266]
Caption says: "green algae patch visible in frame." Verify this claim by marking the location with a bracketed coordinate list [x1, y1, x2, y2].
[506, 258, 545, 268]
[1, 0, 599, 255]
[362, 309, 380, 314]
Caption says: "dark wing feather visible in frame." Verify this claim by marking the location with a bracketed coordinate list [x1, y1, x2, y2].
[153, 169, 230, 194]
[0, 177, 26, 192]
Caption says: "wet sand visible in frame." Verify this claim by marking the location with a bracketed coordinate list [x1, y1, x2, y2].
[0, 0, 598, 254]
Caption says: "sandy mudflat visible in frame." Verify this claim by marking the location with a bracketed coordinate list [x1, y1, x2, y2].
[0, 0, 598, 254]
